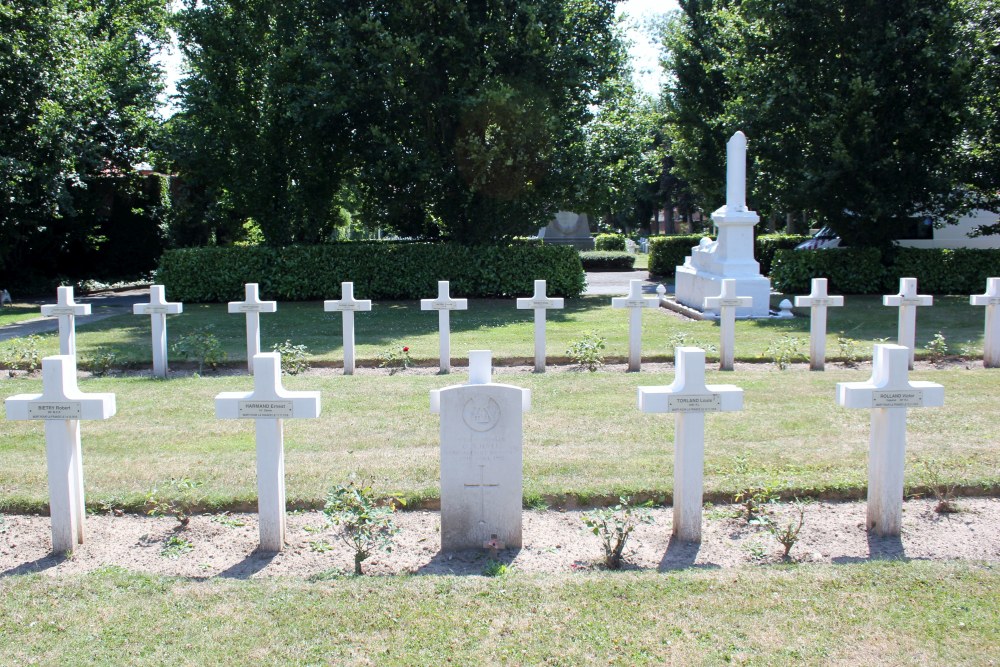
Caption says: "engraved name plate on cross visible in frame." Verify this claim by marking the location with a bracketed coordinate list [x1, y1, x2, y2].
[516, 279, 564, 372]
[611, 279, 659, 372]
[40, 286, 91, 356]
[132, 285, 183, 378]
[970, 277, 1000, 368]
[704, 279, 752, 371]
[215, 352, 321, 551]
[5, 355, 115, 553]
[228, 283, 278, 372]
[794, 278, 844, 371]
[883, 277, 932, 370]
[324, 281, 372, 375]
[836, 344, 943, 536]
[638, 347, 743, 541]
[431, 350, 530, 550]
[420, 280, 468, 374]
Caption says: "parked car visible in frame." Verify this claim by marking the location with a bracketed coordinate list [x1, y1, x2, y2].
[794, 226, 841, 250]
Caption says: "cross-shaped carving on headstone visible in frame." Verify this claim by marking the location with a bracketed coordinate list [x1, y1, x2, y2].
[638, 347, 743, 542]
[970, 277, 1000, 368]
[216, 352, 321, 551]
[794, 278, 845, 371]
[464, 464, 501, 526]
[836, 344, 944, 536]
[420, 281, 468, 374]
[883, 277, 933, 370]
[324, 281, 372, 375]
[516, 279, 564, 372]
[6, 355, 116, 553]
[228, 283, 278, 372]
[611, 279, 659, 372]
[704, 279, 753, 371]
[133, 285, 183, 378]
[41, 286, 91, 356]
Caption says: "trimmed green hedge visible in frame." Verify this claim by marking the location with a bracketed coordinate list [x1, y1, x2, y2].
[647, 233, 808, 277]
[579, 251, 635, 271]
[157, 242, 585, 302]
[889, 248, 999, 295]
[756, 234, 811, 275]
[594, 233, 627, 251]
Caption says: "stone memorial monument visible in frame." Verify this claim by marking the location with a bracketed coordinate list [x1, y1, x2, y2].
[704, 279, 752, 371]
[41, 286, 91, 356]
[970, 277, 1000, 368]
[324, 281, 372, 375]
[794, 278, 844, 371]
[537, 211, 594, 250]
[611, 279, 659, 372]
[133, 284, 183, 378]
[883, 277, 932, 370]
[675, 132, 771, 318]
[228, 283, 277, 372]
[515, 279, 564, 372]
[421, 280, 468, 374]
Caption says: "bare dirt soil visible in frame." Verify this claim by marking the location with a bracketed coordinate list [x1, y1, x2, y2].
[2, 498, 997, 578]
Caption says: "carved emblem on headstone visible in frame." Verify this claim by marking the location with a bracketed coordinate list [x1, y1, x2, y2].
[463, 396, 501, 431]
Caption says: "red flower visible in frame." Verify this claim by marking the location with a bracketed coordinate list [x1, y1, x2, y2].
[402, 346, 409, 352]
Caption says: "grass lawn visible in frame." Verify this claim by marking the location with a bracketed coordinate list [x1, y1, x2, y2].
[0, 561, 996, 665]
[0, 305, 43, 327]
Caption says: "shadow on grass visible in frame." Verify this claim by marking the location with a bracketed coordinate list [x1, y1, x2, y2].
[0, 552, 68, 578]
[658, 534, 721, 571]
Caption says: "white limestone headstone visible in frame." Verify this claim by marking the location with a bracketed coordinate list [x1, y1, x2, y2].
[430, 350, 531, 551]
[704, 279, 752, 371]
[970, 277, 1000, 368]
[5, 355, 115, 553]
[638, 347, 743, 542]
[516, 279, 564, 372]
[836, 344, 944, 536]
[41, 286, 91, 356]
[794, 278, 845, 371]
[228, 283, 278, 372]
[611, 279, 659, 372]
[215, 352, 320, 551]
[132, 285, 183, 378]
[324, 282, 372, 375]
[420, 281, 468, 374]
[883, 278, 932, 370]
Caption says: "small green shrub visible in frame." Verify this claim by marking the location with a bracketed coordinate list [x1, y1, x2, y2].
[581, 496, 655, 570]
[915, 457, 964, 513]
[768, 500, 809, 560]
[836, 332, 865, 367]
[579, 251, 635, 271]
[85, 347, 118, 376]
[172, 327, 226, 373]
[766, 334, 807, 370]
[145, 478, 204, 528]
[377, 345, 414, 374]
[755, 234, 811, 275]
[925, 332, 949, 365]
[1, 334, 43, 376]
[567, 331, 606, 372]
[594, 233, 627, 251]
[161, 535, 194, 559]
[734, 484, 780, 525]
[272, 339, 310, 375]
[323, 478, 403, 575]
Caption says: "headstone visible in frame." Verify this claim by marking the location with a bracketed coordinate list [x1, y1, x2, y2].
[515, 279, 564, 372]
[611, 279, 659, 372]
[41, 286, 91, 356]
[674, 131, 771, 318]
[883, 277, 932, 370]
[228, 283, 277, 372]
[5, 355, 115, 552]
[638, 347, 743, 542]
[536, 211, 594, 250]
[420, 281, 468, 374]
[430, 350, 530, 551]
[794, 278, 845, 371]
[704, 279, 752, 371]
[970, 277, 1000, 368]
[836, 344, 944, 536]
[324, 282, 372, 375]
[132, 285, 183, 378]
[216, 352, 320, 551]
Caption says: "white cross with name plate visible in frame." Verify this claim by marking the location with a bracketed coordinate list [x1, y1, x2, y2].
[794, 278, 845, 371]
[40, 286, 91, 356]
[883, 277, 932, 370]
[421, 281, 468, 374]
[228, 283, 278, 372]
[324, 281, 372, 375]
[704, 279, 753, 371]
[638, 347, 743, 542]
[133, 285, 183, 378]
[215, 352, 320, 551]
[516, 279, 564, 372]
[6, 355, 115, 553]
[970, 277, 1000, 368]
[611, 279, 659, 372]
[836, 344, 943, 536]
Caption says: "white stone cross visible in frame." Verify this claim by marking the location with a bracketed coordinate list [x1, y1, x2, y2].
[228, 283, 278, 372]
[704, 279, 752, 371]
[215, 352, 320, 551]
[516, 279, 564, 372]
[324, 281, 372, 375]
[836, 344, 944, 536]
[611, 279, 659, 371]
[970, 277, 1000, 368]
[430, 350, 530, 550]
[6, 355, 115, 553]
[420, 281, 468, 374]
[883, 277, 932, 370]
[41, 286, 91, 356]
[794, 278, 845, 371]
[638, 347, 743, 542]
[132, 285, 183, 378]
